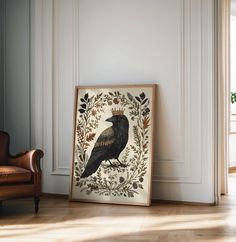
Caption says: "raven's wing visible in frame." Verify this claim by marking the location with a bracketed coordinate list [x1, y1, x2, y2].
[93, 127, 115, 149]
[80, 127, 115, 178]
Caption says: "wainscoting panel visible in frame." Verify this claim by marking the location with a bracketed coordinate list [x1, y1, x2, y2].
[32, 0, 215, 202]
[32, 0, 78, 193]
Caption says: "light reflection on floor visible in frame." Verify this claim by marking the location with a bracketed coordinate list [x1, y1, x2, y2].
[1, 176, 236, 241]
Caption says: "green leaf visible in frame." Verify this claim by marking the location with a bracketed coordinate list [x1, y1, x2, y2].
[231, 92, 236, 104]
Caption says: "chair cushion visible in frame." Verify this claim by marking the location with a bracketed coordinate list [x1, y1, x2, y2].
[0, 166, 31, 184]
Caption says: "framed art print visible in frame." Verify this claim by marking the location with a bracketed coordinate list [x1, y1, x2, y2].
[70, 84, 156, 206]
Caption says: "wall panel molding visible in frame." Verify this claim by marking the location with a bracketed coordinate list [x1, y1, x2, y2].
[153, 0, 197, 182]
[32, 0, 79, 193]
[32, 0, 215, 201]
[34, 0, 78, 176]
[153, 0, 214, 202]
[153, 0, 213, 188]
[51, 0, 73, 175]
[155, 0, 185, 166]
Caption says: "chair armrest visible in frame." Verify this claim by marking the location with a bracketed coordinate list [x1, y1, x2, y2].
[8, 149, 44, 173]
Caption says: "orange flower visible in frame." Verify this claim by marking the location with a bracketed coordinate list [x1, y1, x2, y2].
[143, 116, 150, 129]
[91, 109, 97, 116]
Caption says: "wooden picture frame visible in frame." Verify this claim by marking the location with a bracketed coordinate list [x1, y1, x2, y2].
[69, 84, 156, 206]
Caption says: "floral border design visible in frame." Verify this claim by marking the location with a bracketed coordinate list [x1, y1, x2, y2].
[74, 90, 151, 198]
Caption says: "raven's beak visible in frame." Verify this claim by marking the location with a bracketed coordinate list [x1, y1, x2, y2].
[105, 116, 115, 123]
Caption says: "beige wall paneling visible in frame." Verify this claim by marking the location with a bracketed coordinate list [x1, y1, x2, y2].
[32, 0, 215, 202]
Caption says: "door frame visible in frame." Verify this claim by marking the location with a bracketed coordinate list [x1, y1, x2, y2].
[215, 0, 231, 204]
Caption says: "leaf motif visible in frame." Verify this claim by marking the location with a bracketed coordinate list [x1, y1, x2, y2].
[140, 92, 146, 100]
[79, 109, 85, 113]
[84, 93, 89, 100]
[139, 184, 143, 189]
[127, 92, 133, 101]
[142, 98, 148, 105]
[86, 133, 96, 142]
[95, 93, 103, 101]
[80, 104, 86, 109]
[142, 107, 150, 116]
[143, 116, 150, 129]
[135, 96, 141, 102]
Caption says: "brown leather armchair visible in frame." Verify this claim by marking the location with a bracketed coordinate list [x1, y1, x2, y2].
[0, 131, 44, 213]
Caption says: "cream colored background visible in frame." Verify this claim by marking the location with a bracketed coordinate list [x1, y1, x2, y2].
[71, 87, 154, 205]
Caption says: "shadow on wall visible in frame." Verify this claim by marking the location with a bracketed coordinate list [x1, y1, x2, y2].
[0, 0, 4, 130]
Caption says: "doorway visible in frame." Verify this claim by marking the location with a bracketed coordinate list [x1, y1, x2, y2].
[228, 0, 236, 196]
[218, 0, 236, 202]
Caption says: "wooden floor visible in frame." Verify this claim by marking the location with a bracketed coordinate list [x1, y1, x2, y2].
[1, 176, 236, 242]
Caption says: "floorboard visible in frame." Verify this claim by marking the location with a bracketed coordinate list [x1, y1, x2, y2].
[1, 175, 236, 242]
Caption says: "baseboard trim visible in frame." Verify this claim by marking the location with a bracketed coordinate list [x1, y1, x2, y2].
[151, 199, 214, 206]
[42, 193, 68, 199]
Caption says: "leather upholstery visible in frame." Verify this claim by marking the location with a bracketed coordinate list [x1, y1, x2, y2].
[0, 166, 31, 184]
[0, 131, 44, 213]
[8, 150, 44, 172]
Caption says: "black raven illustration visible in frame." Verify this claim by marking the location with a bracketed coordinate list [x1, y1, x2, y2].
[81, 112, 129, 178]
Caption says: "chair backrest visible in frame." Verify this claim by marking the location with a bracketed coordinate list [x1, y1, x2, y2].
[0, 131, 10, 165]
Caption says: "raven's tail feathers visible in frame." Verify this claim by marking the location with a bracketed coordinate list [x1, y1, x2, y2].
[80, 170, 90, 178]
[80, 161, 101, 178]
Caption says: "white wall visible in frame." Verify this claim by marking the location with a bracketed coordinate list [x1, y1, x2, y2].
[33, 0, 215, 203]
[232, 0, 236, 16]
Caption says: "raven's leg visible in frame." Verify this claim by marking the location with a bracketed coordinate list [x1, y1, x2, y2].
[117, 158, 127, 167]
[105, 160, 118, 168]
